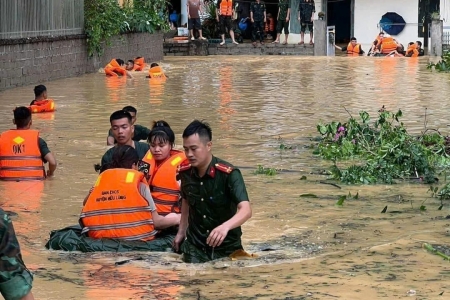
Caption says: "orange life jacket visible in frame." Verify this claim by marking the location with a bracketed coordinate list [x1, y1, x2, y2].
[142, 150, 186, 215]
[29, 99, 55, 113]
[148, 66, 167, 81]
[133, 57, 145, 71]
[265, 17, 275, 32]
[406, 44, 419, 57]
[220, 0, 233, 16]
[346, 42, 361, 55]
[105, 59, 127, 77]
[0, 130, 45, 181]
[380, 37, 397, 54]
[80, 169, 158, 241]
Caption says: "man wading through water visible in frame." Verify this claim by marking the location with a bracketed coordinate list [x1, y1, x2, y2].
[173, 120, 252, 263]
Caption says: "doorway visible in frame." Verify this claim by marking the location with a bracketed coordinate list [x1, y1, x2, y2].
[326, 0, 353, 43]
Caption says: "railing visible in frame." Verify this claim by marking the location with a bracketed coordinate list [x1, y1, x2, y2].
[444, 26, 450, 45]
[0, 0, 84, 39]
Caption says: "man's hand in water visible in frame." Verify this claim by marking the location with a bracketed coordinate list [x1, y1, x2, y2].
[206, 224, 230, 247]
[173, 232, 186, 252]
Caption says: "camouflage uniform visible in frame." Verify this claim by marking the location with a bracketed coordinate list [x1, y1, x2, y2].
[277, 0, 291, 34]
[250, 1, 266, 42]
[0, 209, 33, 300]
[178, 156, 250, 263]
[299, 0, 315, 33]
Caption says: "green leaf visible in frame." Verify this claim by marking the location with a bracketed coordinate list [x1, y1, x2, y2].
[420, 205, 427, 211]
[381, 206, 388, 213]
[300, 176, 307, 180]
[353, 192, 359, 199]
[336, 195, 346, 206]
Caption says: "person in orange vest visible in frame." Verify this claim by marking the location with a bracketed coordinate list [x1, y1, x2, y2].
[125, 57, 146, 71]
[146, 63, 168, 80]
[368, 32, 384, 56]
[30, 84, 47, 106]
[142, 121, 186, 223]
[81, 145, 181, 241]
[217, 0, 239, 46]
[334, 37, 365, 55]
[0, 106, 57, 180]
[104, 58, 134, 78]
[173, 120, 252, 263]
[0, 209, 35, 300]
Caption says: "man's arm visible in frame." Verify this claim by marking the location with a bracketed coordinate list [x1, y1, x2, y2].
[44, 153, 57, 177]
[286, 7, 291, 21]
[334, 44, 343, 51]
[206, 201, 252, 247]
[360, 46, 364, 55]
[311, 1, 315, 21]
[173, 198, 189, 252]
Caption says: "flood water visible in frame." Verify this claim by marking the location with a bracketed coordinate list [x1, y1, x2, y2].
[1, 56, 450, 299]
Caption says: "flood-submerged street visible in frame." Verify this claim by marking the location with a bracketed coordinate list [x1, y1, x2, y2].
[1, 56, 450, 299]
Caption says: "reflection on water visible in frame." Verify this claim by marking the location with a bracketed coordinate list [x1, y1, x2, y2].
[1, 56, 450, 299]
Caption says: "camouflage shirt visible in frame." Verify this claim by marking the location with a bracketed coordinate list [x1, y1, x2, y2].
[250, 1, 266, 21]
[179, 156, 249, 251]
[278, 0, 291, 20]
[0, 209, 33, 300]
[299, 0, 315, 20]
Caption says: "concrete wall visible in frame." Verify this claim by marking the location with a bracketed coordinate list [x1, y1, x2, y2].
[354, 0, 420, 47]
[0, 32, 164, 91]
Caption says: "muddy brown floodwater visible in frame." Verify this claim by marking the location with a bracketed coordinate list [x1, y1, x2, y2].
[1, 56, 450, 299]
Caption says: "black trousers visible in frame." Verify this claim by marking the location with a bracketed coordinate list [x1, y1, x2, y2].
[252, 20, 264, 42]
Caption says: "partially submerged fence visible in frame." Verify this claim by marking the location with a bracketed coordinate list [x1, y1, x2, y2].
[444, 26, 450, 45]
[0, 0, 84, 39]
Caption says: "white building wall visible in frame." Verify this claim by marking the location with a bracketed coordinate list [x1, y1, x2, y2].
[442, 0, 450, 26]
[354, 0, 420, 48]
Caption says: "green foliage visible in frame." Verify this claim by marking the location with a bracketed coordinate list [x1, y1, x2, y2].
[84, 0, 170, 57]
[254, 165, 278, 176]
[427, 50, 450, 72]
[315, 109, 449, 184]
[201, 2, 219, 39]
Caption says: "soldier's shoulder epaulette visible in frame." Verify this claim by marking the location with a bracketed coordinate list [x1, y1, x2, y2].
[214, 163, 234, 174]
[177, 159, 192, 173]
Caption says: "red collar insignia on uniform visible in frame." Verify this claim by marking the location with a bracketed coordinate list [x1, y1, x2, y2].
[208, 166, 216, 178]
[177, 159, 192, 172]
[214, 163, 234, 174]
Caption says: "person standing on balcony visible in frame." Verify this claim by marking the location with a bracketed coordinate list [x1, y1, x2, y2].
[298, 0, 315, 45]
[188, 0, 207, 40]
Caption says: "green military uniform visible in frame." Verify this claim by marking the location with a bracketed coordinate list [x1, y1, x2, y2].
[107, 124, 151, 144]
[299, 0, 315, 33]
[250, 1, 266, 42]
[0, 209, 33, 299]
[101, 141, 150, 167]
[277, 0, 291, 34]
[178, 156, 249, 263]
[38, 137, 51, 162]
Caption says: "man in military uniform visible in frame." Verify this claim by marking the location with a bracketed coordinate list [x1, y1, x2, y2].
[173, 120, 252, 263]
[298, 0, 315, 45]
[106, 106, 151, 146]
[0, 209, 35, 299]
[272, 0, 291, 44]
[100, 110, 150, 169]
[250, 0, 266, 46]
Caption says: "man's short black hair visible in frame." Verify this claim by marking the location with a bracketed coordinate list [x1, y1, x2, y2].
[127, 60, 134, 64]
[416, 41, 422, 47]
[14, 106, 32, 128]
[122, 106, 137, 114]
[116, 59, 125, 65]
[182, 120, 212, 142]
[150, 63, 159, 68]
[110, 110, 132, 124]
[34, 85, 47, 98]
[350, 37, 357, 41]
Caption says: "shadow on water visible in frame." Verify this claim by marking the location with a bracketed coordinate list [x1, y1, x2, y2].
[1, 55, 450, 299]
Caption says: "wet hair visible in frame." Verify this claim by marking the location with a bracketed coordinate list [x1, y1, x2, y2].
[416, 41, 422, 47]
[148, 120, 175, 148]
[34, 85, 47, 98]
[350, 37, 357, 41]
[150, 63, 159, 68]
[122, 105, 137, 114]
[379, 32, 384, 36]
[182, 120, 212, 142]
[110, 110, 132, 124]
[101, 145, 139, 173]
[13, 106, 32, 128]
[408, 42, 414, 46]
[116, 59, 125, 66]
[136, 56, 142, 59]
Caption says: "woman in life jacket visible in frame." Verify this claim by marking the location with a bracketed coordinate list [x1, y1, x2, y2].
[142, 121, 186, 218]
[81, 145, 180, 241]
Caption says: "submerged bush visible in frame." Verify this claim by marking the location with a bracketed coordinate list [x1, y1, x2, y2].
[314, 108, 450, 184]
[427, 50, 450, 72]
